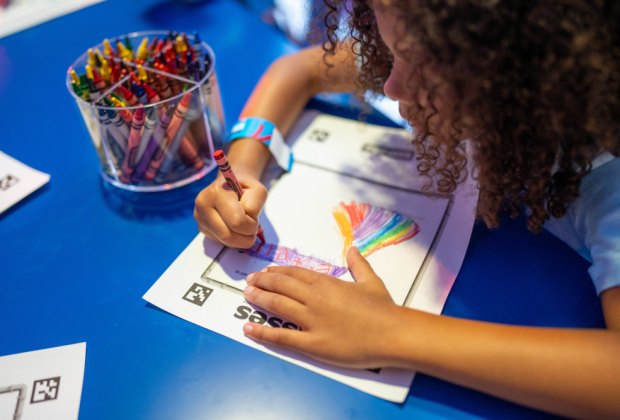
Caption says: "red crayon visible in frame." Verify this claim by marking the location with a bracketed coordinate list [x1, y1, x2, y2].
[120, 107, 146, 183]
[92, 68, 106, 90]
[143, 83, 161, 104]
[117, 85, 138, 106]
[213, 150, 265, 243]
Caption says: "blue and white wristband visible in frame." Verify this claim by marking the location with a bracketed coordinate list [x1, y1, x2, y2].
[227, 117, 294, 172]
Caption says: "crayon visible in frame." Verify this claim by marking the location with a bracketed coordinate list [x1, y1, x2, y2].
[106, 109, 129, 148]
[136, 64, 148, 82]
[117, 41, 133, 60]
[116, 85, 138, 106]
[91, 68, 106, 90]
[98, 109, 125, 160]
[120, 107, 146, 183]
[135, 107, 158, 164]
[103, 39, 115, 57]
[133, 111, 171, 182]
[136, 37, 148, 62]
[132, 83, 148, 105]
[87, 48, 97, 68]
[145, 94, 190, 179]
[213, 149, 265, 243]
[159, 93, 204, 174]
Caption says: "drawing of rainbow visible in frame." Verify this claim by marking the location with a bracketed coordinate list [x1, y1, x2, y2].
[332, 201, 420, 257]
[242, 201, 420, 276]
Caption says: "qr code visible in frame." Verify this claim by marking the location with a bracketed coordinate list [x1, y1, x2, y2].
[30, 377, 60, 404]
[308, 129, 330, 143]
[182, 283, 213, 306]
[0, 174, 19, 191]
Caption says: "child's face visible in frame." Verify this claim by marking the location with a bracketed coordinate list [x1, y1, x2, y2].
[374, 3, 459, 139]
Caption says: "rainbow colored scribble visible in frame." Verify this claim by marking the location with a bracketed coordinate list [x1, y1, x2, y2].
[333, 201, 420, 257]
[243, 242, 348, 276]
[242, 201, 419, 277]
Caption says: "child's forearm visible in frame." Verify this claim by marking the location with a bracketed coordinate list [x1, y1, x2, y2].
[228, 44, 359, 180]
[386, 307, 620, 418]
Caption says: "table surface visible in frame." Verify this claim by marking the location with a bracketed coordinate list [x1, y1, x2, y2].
[0, 1, 605, 418]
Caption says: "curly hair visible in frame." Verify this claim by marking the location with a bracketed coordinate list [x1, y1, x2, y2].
[320, 0, 620, 232]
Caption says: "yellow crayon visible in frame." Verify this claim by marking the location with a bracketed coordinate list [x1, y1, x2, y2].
[70, 69, 81, 85]
[136, 37, 149, 61]
[117, 41, 133, 60]
[85, 64, 94, 81]
[100, 57, 111, 83]
[87, 48, 97, 68]
[111, 97, 126, 108]
[103, 39, 114, 57]
[175, 35, 187, 54]
[137, 64, 148, 82]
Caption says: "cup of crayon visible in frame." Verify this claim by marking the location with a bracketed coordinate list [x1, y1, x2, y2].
[66, 30, 226, 192]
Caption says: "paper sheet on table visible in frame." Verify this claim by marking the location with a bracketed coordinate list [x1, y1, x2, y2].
[144, 112, 479, 402]
[0, 151, 50, 214]
[0, 342, 86, 420]
[0, 0, 104, 39]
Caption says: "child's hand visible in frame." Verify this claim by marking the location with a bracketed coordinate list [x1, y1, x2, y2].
[242, 247, 401, 368]
[194, 173, 267, 248]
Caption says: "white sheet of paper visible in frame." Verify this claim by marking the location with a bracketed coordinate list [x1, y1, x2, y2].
[144, 112, 479, 402]
[0, 151, 50, 214]
[0, 343, 86, 420]
[0, 0, 105, 39]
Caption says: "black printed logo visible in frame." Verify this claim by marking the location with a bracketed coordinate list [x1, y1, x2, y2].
[31, 377, 60, 403]
[308, 129, 330, 143]
[182, 283, 213, 306]
[0, 174, 19, 191]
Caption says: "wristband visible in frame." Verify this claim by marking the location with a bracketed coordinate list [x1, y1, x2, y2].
[227, 117, 294, 172]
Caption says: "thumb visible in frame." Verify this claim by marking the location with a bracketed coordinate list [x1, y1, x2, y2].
[346, 247, 381, 285]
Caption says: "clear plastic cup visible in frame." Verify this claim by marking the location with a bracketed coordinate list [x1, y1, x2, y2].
[66, 30, 225, 192]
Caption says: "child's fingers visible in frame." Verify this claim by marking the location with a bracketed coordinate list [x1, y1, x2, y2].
[262, 265, 326, 285]
[243, 284, 307, 326]
[197, 206, 256, 248]
[214, 195, 261, 237]
[243, 322, 307, 351]
[246, 271, 311, 304]
[239, 179, 268, 221]
[347, 247, 379, 283]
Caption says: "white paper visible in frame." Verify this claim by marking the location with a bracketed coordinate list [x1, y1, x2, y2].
[0, 151, 50, 214]
[0, 343, 86, 420]
[0, 0, 105, 39]
[144, 112, 479, 402]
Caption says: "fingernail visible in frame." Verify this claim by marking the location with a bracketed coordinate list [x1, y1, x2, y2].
[246, 272, 255, 283]
[244, 285, 255, 297]
[243, 323, 254, 334]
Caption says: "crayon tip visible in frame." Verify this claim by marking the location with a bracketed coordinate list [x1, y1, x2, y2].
[213, 150, 224, 161]
[85, 64, 94, 80]
[180, 92, 191, 107]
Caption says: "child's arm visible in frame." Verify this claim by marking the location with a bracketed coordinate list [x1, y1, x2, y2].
[243, 247, 620, 419]
[194, 44, 359, 248]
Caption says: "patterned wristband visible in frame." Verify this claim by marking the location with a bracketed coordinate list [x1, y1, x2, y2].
[227, 117, 294, 172]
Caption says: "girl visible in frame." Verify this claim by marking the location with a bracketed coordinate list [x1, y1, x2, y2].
[194, 1, 620, 416]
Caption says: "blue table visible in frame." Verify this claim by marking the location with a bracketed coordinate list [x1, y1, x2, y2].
[0, 1, 605, 418]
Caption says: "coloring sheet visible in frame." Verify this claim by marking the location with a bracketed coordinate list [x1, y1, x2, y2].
[0, 151, 50, 215]
[144, 112, 479, 402]
[0, 343, 86, 420]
